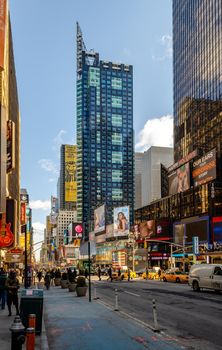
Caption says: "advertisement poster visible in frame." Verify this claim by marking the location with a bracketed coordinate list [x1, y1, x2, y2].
[20, 202, 26, 225]
[139, 220, 155, 239]
[94, 204, 105, 233]
[192, 148, 216, 187]
[113, 206, 129, 237]
[65, 145, 77, 202]
[168, 162, 190, 195]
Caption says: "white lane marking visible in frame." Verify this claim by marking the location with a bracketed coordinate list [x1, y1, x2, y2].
[124, 291, 140, 297]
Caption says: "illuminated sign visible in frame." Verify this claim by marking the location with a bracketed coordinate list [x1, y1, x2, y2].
[192, 148, 216, 187]
[65, 145, 77, 202]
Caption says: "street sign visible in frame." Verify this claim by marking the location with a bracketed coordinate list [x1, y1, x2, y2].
[193, 236, 199, 255]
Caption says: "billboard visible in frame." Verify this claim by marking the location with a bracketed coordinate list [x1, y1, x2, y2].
[0, 0, 7, 71]
[68, 223, 83, 243]
[168, 162, 190, 195]
[0, 212, 14, 248]
[65, 145, 77, 202]
[94, 205, 105, 234]
[113, 206, 129, 237]
[192, 148, 216, 187]
[20, 202, 26, 225]
[139, 220, 155, 239]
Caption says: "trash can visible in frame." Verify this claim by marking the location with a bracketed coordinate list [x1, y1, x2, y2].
[20, 289, 43, 334]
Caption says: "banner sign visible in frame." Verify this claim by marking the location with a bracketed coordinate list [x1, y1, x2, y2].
[192, 148, 216, 187]
[193, 236, 199, 255]
[65, 145, 77, 202]
[7, 120, 15, 173]
[20, 202, 26, 225]
[113, 206, 129, 237]
[94, 204, 105, 233]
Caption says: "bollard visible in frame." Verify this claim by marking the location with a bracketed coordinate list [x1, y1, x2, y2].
[114, 288, 119, 311]
[152, 299, 160, 332]
[10, 316, 26, 350]
[93, 286, 98, 300]
[26, 327, 35, 350]
[28, 314, 36, 330]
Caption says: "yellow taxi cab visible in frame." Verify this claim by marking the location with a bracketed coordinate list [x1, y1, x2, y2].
[142, 269, 160, 280]
[112, 269, 136, 280]
[161, 270, 189, 283]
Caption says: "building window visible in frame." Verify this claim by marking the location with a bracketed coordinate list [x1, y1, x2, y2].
[112, 188, 123, 200]
[112, 96, 122, 108]
[112, 151, 122, 164]
[112, 170, 122, 182]
[112, 132, 122, 145]
[112, 114, 122, 127]
[112, 77, 122, 90]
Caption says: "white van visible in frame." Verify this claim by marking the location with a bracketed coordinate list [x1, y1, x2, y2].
[189, 264, 222, 292]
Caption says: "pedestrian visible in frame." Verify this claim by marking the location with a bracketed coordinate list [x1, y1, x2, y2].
[107, 266, 113, 282]
[50, 269, 55, 286]
[127, 268, 131, 282]
[85, 268, 89, 279]
[145, 267, 148, 280]
[37, 270, 42, 283]
[158, 268, 162, 280]
[73, 268, 77, 280]
[0, 268, 7, 310]
[118, 268, 121, 281]
[98, 266, 101, 281]
[44, 271, 51, 290]
[5, 270, 20, 316]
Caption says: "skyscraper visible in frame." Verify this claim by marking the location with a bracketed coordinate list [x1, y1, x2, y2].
[173, 0, 222, 163]
[76, 23, 134, 237]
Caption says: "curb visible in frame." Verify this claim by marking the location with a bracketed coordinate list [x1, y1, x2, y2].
[40, 310, 49, 350]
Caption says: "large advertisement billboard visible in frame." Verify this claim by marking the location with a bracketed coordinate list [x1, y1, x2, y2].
[168, 162, 190, 195]
[139, 220, 155, 239]
[65, 145, 77, 202]
[94, 205, 105, 234]
[113, 206, 129, 237]
[192, 148, 216, 187]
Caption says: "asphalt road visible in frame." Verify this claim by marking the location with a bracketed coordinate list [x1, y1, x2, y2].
[93, 278, 222, 350]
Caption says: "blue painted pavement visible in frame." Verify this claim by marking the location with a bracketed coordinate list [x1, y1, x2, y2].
[44, 286, 184, 350]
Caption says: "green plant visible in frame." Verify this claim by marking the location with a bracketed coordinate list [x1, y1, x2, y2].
[76, 276, 86, 287]
[61, 272, 68, 280]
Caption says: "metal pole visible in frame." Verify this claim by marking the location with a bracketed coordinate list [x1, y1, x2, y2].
[170, 244, 173, 269]
[93, 285, 97, 300]
[152, 299, 159, 332]
[88, 241, 91, 302]
[114, 288, 119, 311]
[24, 224, 28, 289]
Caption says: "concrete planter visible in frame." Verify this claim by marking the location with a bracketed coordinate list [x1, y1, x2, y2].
[76, 286, 87, 297]
[61, 279, 69, 289]
[54, 278, 61, 286]
[68, 283, 77, 292]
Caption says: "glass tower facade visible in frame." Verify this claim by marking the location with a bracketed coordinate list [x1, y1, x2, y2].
[76, 23, 134, 238]
[173, 0, 222, 163]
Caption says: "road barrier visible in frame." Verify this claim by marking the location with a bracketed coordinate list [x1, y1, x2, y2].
[152, 299, 159, 332]
[26, 327, 35, 350]
[114, 289, 119, 311]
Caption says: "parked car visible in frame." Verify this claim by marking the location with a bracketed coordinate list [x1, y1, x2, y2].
[162, 270, 188, 283]
[189, 264, 222, 292]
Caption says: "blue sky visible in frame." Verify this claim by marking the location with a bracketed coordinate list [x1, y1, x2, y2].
[9, 0, 173, 246]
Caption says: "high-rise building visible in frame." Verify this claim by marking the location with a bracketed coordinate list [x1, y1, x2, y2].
[135, 147, 173, 209]
[0, 1, 20, 249]
[59, 144, 77, 210]
[173, 0, 222, 163]
[76, 23, 134, 237]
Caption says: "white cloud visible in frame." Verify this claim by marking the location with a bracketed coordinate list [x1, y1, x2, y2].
[49, 178, 56, 183]
[152, 34, 172, 61]
[38, 159, 59, 175]
[136, 115, 173, 152]
[29, 200, 51, 211]
[52, 129, 67, 153]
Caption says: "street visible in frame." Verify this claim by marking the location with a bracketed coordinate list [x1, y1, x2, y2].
[93, 278, 222, 350]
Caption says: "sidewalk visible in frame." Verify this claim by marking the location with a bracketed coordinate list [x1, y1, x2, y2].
[0, 290, 47, 350]
[43, 286, 185, 350]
